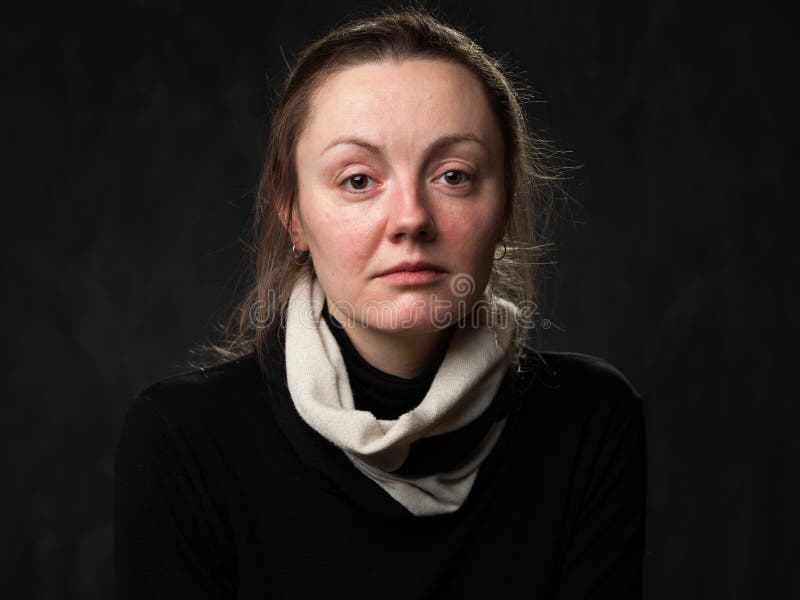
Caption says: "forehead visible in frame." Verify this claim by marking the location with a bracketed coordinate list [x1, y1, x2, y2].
[298, 58, 502, 154]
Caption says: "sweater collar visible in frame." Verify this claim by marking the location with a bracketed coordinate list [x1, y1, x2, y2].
[320, 303, 444, 420]
[282, 271, 518, 516]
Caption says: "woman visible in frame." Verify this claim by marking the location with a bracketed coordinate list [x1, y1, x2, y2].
[114, 8, 646, 599]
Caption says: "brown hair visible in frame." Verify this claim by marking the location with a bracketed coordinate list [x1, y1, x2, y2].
[191, 6, 569, 374]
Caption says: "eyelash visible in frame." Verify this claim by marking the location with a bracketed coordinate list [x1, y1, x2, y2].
[339, 169, 474, 193]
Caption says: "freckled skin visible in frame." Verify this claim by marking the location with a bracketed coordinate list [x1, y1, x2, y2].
[291, 58, 506, 377]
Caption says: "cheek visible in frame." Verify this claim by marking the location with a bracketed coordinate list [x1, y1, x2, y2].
[450, 212, 503, 280]
[304, 206, 378, 265]
[447, 208, 501, 251]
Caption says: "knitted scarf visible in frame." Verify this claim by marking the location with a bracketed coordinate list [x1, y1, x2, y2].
[284, 271, 516, 516]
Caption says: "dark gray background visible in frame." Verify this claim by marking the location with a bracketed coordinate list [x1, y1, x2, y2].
[4, 1, 796, 598]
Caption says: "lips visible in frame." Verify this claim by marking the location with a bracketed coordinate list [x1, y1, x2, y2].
[377, 261, 446, 276]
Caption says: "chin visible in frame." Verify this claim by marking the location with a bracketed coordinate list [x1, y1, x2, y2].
[351, 288, 482, 331]
[373, 320, 454, 338]
[392, 301, 465, 333]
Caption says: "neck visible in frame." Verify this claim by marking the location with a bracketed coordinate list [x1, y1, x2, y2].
[327, 300, 455, 379]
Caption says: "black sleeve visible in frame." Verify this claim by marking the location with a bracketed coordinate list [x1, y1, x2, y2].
[556, 390, 647, 600]
[113, 394, 236, 599]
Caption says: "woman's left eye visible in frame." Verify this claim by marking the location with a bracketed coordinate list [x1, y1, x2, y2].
[435, 169, 472, 186]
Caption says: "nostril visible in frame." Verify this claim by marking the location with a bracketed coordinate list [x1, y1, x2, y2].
[394, 224, 435, 243]
[385, 187, 437, 241]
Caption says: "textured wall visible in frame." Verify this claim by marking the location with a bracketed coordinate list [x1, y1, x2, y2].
[4, 1, 796, 598]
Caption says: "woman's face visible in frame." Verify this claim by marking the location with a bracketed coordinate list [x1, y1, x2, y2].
[292, 58, 506, 333]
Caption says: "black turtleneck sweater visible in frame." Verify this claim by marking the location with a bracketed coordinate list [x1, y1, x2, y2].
[114, 319, 647, 599]
[320, 303, 441, 419]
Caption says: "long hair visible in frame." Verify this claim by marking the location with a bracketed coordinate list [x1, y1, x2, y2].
[191, 6, 571, 374]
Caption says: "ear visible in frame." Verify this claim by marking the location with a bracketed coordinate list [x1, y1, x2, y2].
[279, 202, 308, 251]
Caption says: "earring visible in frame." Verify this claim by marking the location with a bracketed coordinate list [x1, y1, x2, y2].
[291, 242, 310, 265]
[494, 241, 507, 261]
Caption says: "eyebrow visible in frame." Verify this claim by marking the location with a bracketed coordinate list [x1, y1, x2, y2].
[321, 133, 489, 160]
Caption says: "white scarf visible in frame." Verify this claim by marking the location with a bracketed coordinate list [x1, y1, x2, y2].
[284, 271, 516, 516]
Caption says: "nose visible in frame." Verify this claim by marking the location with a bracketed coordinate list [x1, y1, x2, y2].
[385, 181, 437, 243]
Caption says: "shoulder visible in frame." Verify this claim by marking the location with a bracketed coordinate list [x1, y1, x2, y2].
[535, 350, 642, 400]
[113, 358, 263, 570]
[115, 351, 288, 501]
[120, 352, 271, 442]
[517, 349, 645, 432]
[138, 352, 264, 406]
[511, 351, 647, 511]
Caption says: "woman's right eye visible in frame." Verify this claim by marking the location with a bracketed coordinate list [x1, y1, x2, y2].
[340, 173, 375, 193]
